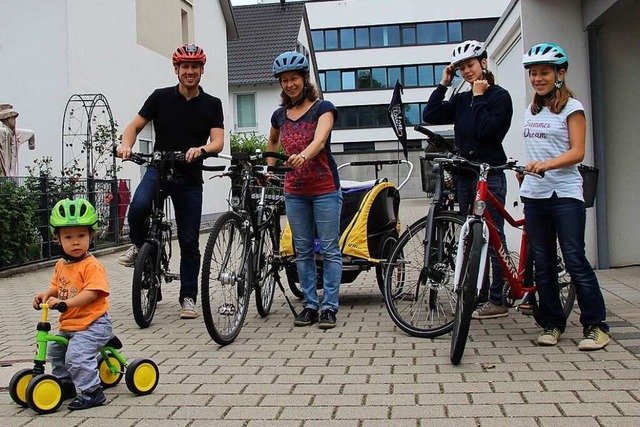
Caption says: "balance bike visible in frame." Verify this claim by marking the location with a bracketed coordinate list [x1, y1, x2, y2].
[9, 303, 160, 414]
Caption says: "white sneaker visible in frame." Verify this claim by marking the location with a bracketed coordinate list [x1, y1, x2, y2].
[117, 244, 139, 267]
[180, 298, 198, 319]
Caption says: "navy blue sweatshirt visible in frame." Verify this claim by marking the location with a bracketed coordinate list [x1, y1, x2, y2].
[423, 84, 512, 166]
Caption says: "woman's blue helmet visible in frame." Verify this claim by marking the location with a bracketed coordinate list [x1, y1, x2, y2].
[272, 51, 309, 78]
[523, 43, 569, 70]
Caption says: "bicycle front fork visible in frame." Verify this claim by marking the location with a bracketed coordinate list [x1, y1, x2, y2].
[453, 220, 490, 296]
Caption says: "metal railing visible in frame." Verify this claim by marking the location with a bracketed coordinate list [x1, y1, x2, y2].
[0, 175, 131, 271]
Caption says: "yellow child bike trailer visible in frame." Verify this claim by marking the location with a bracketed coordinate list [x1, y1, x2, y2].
[280, 159, 413, 296]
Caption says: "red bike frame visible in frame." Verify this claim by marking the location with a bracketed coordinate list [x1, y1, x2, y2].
[472, 178, 534, 302]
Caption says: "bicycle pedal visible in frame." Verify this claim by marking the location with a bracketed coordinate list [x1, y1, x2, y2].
[518, 303, 534, 316]
[164, 272, 180, 282]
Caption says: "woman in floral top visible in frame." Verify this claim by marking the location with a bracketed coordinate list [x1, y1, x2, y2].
[267, 51, 342, 329]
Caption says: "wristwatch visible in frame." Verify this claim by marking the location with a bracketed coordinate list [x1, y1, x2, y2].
[300, 153, 307, 161]
[200, 148, 207, 156]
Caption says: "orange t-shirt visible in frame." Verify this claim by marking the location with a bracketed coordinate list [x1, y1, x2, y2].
[48, 255, 110, 332]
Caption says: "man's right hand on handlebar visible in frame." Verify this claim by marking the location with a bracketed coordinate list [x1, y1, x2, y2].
[116, 143, 134, 160]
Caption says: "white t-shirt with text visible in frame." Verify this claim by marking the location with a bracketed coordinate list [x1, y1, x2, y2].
[520, 98, 584, 201]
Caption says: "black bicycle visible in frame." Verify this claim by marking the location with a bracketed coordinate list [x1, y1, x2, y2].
[201, 150, 294, 345]
[383, 125, 464, 338]
[123, 151, 224, 328]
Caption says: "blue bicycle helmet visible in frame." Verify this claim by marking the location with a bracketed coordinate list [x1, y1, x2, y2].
[272, 51, 309, 78]
[523, 43, 569, 70]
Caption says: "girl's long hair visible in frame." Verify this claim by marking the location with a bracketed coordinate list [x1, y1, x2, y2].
[279, 71, 319, 107]
[531, 78, 574, 115]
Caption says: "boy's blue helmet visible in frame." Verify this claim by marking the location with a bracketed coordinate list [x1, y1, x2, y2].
[523, 43, 569, 70]
[272, 51, 309, 78]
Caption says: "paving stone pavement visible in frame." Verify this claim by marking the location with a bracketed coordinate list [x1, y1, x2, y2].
[0, 198, 639, 426]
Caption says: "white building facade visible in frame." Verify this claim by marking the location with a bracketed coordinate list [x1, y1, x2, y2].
[305, 0, 510, 196]
[0, 0, 237, 218]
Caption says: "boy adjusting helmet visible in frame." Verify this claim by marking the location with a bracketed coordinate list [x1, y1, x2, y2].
[49, 198, 99, 235]
[172, 43, 207, 66]
[450, 40, 487, 68]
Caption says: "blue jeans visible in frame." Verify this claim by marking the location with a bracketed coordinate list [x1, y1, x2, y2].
[49, 314, 113, 394]
[457, 172, 508, 305]
[523, 195, 608, 333]
[128, 168, 203, 302]
[285, 191, 342, 313]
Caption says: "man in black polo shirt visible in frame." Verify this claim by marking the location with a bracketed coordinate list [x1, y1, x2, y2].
[116, 43, 224, 319]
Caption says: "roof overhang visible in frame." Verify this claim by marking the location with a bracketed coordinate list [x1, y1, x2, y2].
[219, 0, 239, 40]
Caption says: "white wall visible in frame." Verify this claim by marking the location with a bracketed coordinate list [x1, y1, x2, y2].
[598, 2, 640, 266]
[0, 0, 231, 216]
[306, 0, 510, 28]
[230, 83, 281, 136]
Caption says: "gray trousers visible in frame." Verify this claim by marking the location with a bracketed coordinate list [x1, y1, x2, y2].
[49, 313, 113, 394]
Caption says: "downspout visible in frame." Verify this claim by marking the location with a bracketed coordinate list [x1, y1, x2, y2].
[587, 26, 609, 269]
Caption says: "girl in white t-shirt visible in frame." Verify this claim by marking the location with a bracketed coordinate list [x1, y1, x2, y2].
[521, 43, 609, 351]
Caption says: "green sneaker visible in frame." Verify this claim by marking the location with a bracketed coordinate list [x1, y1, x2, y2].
[537, 327, 561, 346]
[578, 326, 610, 351]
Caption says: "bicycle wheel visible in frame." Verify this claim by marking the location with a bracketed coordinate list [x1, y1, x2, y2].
[132, 243, 160, 328]
[384, 213, 464, 338]
[201, 211, 251, 346]
[450, 221, 486, 365]
[255, 213, 279, 317]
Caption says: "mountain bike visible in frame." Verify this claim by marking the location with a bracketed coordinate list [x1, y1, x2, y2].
[9, 303, 159, 414]
[201, 150, 294, 346]
[383, 125, 464, 338]
[122, 151, 224, 328]
[442, 155, 577, 365]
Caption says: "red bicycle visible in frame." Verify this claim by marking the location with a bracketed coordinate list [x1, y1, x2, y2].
[442, 155, 577, 365]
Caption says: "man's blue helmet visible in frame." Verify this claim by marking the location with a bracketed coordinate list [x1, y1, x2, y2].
[272, 51, 309, 78]
[523, 43, 569, 70]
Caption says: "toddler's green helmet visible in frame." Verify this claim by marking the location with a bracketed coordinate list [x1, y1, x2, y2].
[49, 198, 99, 234]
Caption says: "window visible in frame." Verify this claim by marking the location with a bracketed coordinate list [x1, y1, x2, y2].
[311, 19, 470, 52]
[343, 142, 375, 153]
[372, 68, 387, 88]
[388, 67, 401, 86]
[404, 66, 418, 87]
[462, 18, 498, 41]
[326, 70, 341, 92]
[342, 71, 356, 90]
[236, 93, 256, 129]
[318, 73, 326, 92]
[339, 107, 358, 128]
[416, 22, 448, 44]
[355, 28, 369, 47]
[404, 104, 420, 126]
[357, 69, 372, 89]
[448, 22, 462, 42]
[402, 25, 416, 45]
[418, 65, 434, 87]
[311, 30, 324, 51]
[340, 28, 355, 49]
[325, 29, 338, 50]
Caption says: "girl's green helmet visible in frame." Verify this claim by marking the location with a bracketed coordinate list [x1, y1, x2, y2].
[49, 198, 98, 234]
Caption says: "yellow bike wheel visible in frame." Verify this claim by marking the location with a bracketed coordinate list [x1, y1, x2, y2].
[98, 355, 123, 388]
[26, 374, 63, 414]
[125, 358, 159, 395]
[9, 368, 33, 407]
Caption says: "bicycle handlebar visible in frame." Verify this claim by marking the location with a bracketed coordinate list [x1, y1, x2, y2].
[433, 154, 545, 179]
[414, 125, 457, 153]
[36, 302, 68, 312]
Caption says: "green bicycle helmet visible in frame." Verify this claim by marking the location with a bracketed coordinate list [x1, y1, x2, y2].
[49, 198, 99, 235]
